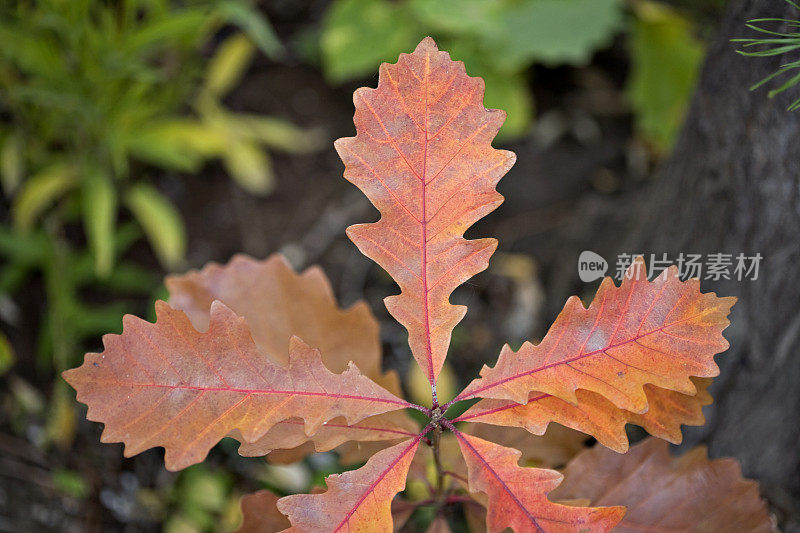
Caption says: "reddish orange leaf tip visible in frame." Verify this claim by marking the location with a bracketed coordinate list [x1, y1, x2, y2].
[338, 36, 516, 388]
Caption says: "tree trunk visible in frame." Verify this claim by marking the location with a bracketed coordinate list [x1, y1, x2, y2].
[545, 0, 800, 528]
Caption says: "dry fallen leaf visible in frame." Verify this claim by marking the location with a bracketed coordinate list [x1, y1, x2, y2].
[553, 438, 776, 533]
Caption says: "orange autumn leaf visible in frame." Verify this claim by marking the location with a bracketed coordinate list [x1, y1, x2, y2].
[63, 301, 410, 470]
[452, 429, 625, 532]
[167, 253, 419, 462]
[457, 378, 712, 453]
[552, 438, 776, 532]
[237, 490, 291, 533]
[457, 257, 735, 412]
[337, 37, 516, 393]
[408, 424, 589, 513]
[166, 253, 381, 376]
[277, 435, 424, 532]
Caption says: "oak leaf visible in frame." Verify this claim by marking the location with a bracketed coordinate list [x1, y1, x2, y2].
[458, 377, 712, 453]
[457, 258, 735, 412]
[277, 436, 423, 532]
[552, 438, 775, 532]
[166, 253, 381, 376]
[337, 37, 516, 391]
[166, 253, 419, 462]
[63, 301, 409, 470]
[453, 429, 625, 532]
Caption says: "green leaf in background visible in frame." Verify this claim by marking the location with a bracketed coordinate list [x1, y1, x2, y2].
[128, 119, 228, 172]
[82, 170, 117, 278]
[444, 39, 534, 138]
[321, 0, 425, 82]
[0, 0, 305, 384]
[0, 22, 63, 75]
[628, 0, 704, 151]
[223, 140, 275, 195]
[733, 0, 800, 112]
[409, 0, 501, 37]
[123, 7, 211, 55]
[0, 331, 14, 376]
[0, 227, 49, 266]
[228, 115, 325, 153]
[204, 33, 255, 98]
[124, 184, 186, 270]
[320, 0, 627, 140]
[482, 70, 534, 139]
[1, 133, 23, 195]
[12, 163, 77, 232]
[166, 465, 233, 532]
[216, 1, 284, 60]
[485, 0, 624, 70]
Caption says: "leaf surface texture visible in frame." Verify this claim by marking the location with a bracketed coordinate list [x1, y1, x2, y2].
[63, 301, 407, 470]
[166, 253, 419, 460]
[337, 37, 515, 388]
[277, 436, 423, 532]
[458, 378, 712, 452]
[454, 431, 624, 532]
[459, 258, 735, 413]
[553, 438, 775, 532]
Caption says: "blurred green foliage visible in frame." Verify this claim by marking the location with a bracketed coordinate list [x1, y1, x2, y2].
[0, 0, 321, 446]
[734, 0, 800, 111]
[320, 0, 625, 139]
[627, 1, 704, 152]
[0, 329, 13, 375]
[318, 0, 704, 146]
[52, 467, 90, 499]
[164, 465, 237, 533]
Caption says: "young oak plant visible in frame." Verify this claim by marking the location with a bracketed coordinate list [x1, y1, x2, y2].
[64, 38, 775, 532]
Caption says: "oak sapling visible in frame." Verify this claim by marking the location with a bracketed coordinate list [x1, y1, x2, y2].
[65, 38, 774, 532]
